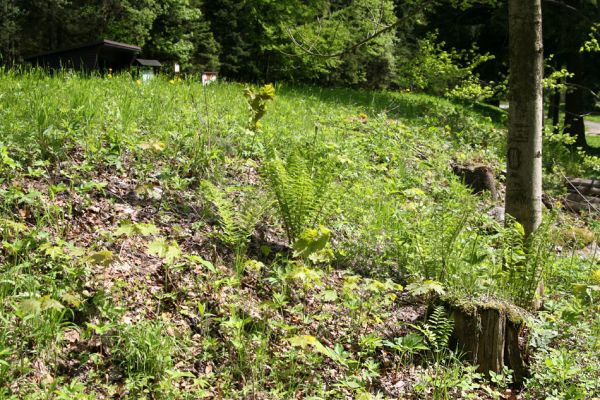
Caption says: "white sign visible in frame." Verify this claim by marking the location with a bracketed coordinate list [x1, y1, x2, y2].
[202, 72, 217, 86]
[174, 63, 180, 73]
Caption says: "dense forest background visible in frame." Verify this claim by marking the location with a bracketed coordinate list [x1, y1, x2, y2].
[1, 0, 600, 143]
[0, 1, 596, 93]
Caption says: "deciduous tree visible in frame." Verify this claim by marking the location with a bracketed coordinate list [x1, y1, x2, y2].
[505, 0, 543, 235]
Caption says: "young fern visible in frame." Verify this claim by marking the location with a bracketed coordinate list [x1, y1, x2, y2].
[202, 181, 266, 254]
[500, 216, 554, 308]
[413, 306, 454, 354]
[428, 306, 454, 352]
[262, 150, 335, 244]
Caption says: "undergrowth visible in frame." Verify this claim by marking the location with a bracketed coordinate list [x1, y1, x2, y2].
[0, 69, 597, 399]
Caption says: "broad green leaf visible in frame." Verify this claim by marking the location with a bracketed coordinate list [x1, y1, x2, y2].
[114, 221, 159, 237]
[406, 280, 445, 297]
[308, 247, 335, 264]
[148, 238, 181, 264]
[139, 140, 166, 152]
[289, 335, 351, 366]
[293, 226, 331, 258]
[42, 244, 65, 259]
[289, 335, 320, 349]
[164, 241, 182, 264]
[88, 250, 114, 266]
[166, 369, 195, 379]
[200, 259, 216, 273]
[61, 293, 82, 308]
[320, 289, 338, 302]
[244, 259, 264, 272]
[147, 237, 168, 257]
[136, 223, 160, 236]
[39, 296, 64, 311]
[114, 221, 136, 237]
[17, 298, 41, 316]
[186, 255, 217, 273]
[513, 221, 525, 237]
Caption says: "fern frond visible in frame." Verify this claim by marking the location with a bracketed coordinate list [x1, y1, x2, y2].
[202, 181, 266, 252]
[428, 305, 454, 351]
[262, 149, 337, 244]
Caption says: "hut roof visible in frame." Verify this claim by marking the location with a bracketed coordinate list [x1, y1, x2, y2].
[27, 39, 141, 59]
[135, 59, 162, 67]
[26, 39, 141, 72]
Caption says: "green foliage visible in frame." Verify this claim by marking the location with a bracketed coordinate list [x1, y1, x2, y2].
[396, 33, 496, 101]
[289, 334, 356, 367]
[202, 0, 256, 80]
[144, 0, 220, 72]
[384, 333, 429, 364]
[112, 320, 175, 380]
[406, 280, 446, 298]
[283, 0, 397, 86]
[147, 237, 182, 264]
[414, 306, 454, 355]
[292, 225, 331, 258]
[581, 24, 600, 53]
[414, 361, 488, 400]
[527, 313, 600, 399]
[499, 217, 556, 307]
[114, 220, 160, 237]
[245, 84, 275, 131]
[543, 57, 573, 92]
[262, 149, 337, 243]
[202, 180, 267, 254]
[2, 0, 219, 73]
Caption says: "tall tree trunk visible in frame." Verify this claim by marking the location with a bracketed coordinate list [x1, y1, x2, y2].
[506, 0, 544, 236]
[564, 51, 588, 149]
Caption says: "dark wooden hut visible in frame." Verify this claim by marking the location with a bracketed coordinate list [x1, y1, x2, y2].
[26, 39, 141, 72]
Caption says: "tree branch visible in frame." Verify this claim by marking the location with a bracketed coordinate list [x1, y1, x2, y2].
[542, 0, 596, 22]
[286, 21, 397, 58]
[565, 82, 599, 100]
[286, 0, 436, 58]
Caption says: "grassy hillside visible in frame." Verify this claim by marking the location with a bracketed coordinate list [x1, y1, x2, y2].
[0, 71, 598, 399]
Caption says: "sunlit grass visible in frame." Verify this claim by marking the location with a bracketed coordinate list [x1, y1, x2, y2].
[587, 135, 600, 148]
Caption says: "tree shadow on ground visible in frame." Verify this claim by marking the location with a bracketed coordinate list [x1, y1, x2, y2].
[277, 84, 507, 126]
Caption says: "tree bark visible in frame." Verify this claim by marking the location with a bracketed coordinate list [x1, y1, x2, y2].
[476, 308, 506, 375]
[506, 0, 544, 236]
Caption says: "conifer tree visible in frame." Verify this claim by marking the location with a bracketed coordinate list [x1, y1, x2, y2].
[144, 0, 220, 72]
[203, 0, 255, 80]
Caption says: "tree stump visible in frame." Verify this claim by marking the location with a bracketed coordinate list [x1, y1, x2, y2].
[447, 300, 529, 386]
[451, 164, 498, 200]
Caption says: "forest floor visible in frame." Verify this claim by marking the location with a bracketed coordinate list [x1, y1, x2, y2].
[0, 73, 598, 399]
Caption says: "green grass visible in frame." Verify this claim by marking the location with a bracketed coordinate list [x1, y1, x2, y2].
[586, 113, 600, 123]
[587, 135, 600, 148]
[0, 69, 598, 399]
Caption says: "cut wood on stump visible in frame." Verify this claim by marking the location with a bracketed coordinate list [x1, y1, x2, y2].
[447, 300, 529, 386]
